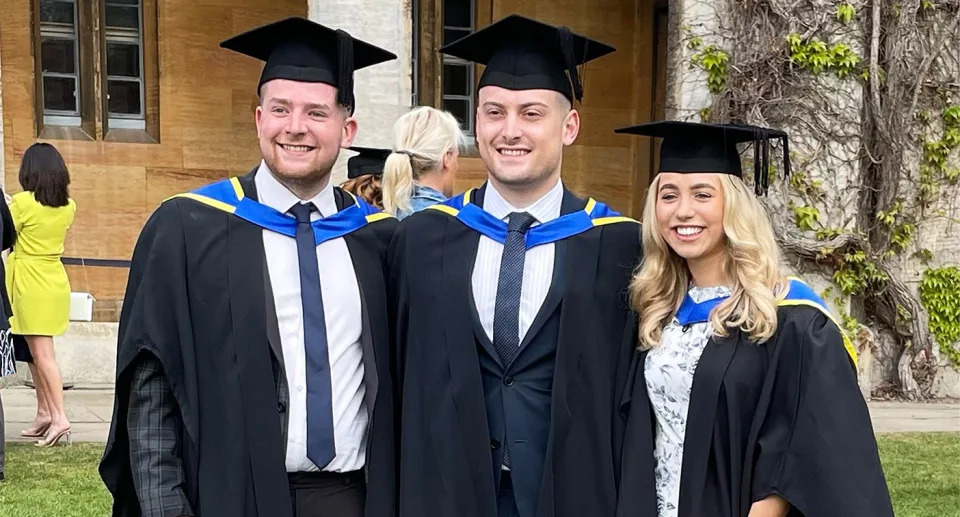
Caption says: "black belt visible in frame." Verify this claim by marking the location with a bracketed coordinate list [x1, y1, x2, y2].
[288, 470, 364, 489]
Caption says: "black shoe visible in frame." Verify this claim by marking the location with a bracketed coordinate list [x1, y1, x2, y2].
[0, 471, 5, 481]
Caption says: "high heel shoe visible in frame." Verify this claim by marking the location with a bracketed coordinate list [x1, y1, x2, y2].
[36, 427, 72, 447]
[20, 422, 51, 438]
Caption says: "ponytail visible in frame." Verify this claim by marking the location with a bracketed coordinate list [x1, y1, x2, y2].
[382, 152, 415, 214]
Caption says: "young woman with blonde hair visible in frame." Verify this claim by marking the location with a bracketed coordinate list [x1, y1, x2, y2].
[614, 121, 892, 517]
[381, 106, 466, 219]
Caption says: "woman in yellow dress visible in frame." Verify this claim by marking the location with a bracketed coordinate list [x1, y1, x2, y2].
[5, 142, 76, 446]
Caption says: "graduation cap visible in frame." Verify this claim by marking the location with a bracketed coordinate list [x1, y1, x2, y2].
[614, 121, 791, 195]
[220, 17, 397, 112]
[346, 146, 391, 179]
[439, 15, 615, 103]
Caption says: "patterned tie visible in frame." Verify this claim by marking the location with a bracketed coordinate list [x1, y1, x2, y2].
[492, 211, 537, 467]
[289, 202, 336, 469]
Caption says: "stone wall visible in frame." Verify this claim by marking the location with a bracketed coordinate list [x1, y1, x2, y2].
[309, 0, 414, 184]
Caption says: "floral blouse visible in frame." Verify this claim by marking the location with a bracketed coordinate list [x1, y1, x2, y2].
[644, 285, 731, 517]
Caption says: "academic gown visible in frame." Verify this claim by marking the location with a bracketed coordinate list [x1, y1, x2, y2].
[388, 183, 643, 517]
[617, 301, 894, 517]
[99, 169, 398, 517]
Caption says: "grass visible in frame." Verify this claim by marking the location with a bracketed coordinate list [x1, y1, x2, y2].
[0, 434, 957, 516]
[877, 432, 960, 517]
[0, 443, 110, 517]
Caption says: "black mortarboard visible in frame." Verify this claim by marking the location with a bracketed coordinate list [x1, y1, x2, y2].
[439, 15, 615, 103]
[347, 146, 391, 179]
[220, 17, 397, 112]
[614, 121, 791, 195]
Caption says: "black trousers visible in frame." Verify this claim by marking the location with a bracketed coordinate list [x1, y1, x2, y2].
[288, 470, 366, 517]
[497, 470, 520, 517]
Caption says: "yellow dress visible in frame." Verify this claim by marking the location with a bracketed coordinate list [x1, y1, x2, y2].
[5, 192, 76, 336]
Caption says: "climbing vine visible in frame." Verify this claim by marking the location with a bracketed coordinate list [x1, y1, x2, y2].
[677, 0, 960, 397]
[919, 105, 960, 206]
[919, 267, 960, 365]
[786, 34, 862, 79]
[688, 38, 730, 94]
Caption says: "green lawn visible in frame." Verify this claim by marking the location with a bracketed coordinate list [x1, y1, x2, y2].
[0, 433, 957, 516]
[878, 432, 960, 517]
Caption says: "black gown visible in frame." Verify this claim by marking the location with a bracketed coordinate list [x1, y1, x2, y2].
[388, 183, 643, 517]
[99, 170, 398, 517]
[617, 304, 894, 517]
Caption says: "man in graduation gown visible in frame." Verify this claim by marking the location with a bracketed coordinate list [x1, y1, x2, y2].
[614, 121, 894, 517]
[99, 17, 399, 517]
[388, 15, 643, 517]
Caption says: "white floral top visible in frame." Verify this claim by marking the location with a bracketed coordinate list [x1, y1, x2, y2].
[644, 285, 731, 517]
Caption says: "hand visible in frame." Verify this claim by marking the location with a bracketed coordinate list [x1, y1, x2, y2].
[748, 495, 790, 517]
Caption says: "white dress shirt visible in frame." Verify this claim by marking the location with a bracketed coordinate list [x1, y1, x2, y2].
[255, 161, 368, 473]
[471, 179, 564, 344]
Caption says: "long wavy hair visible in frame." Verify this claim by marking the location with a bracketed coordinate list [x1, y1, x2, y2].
[381, 106, 466, 215]
[341, 174, 384, 209]
[630, 173, 788, 349]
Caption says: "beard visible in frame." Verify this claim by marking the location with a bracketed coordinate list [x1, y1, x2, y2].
[263, 149, 337, 189]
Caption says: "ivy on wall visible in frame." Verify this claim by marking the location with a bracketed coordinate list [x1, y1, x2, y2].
[919, 267, 960, 365]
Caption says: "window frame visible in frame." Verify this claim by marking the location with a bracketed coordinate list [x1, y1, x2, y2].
[415, 0, 485, 140]
[32, 0, 159, 142]
[439, 0, 475, 135]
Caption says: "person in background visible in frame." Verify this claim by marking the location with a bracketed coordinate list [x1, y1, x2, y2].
[5, 142, 77, 447]
[0, 185, 18, 481]
[381, 106, 465, 219]
[341, 146, 389, 209]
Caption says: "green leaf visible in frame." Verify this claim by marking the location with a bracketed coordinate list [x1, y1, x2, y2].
[836, 3, 856, 24]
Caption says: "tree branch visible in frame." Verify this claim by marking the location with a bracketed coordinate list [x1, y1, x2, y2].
[908, 5, 960, 117]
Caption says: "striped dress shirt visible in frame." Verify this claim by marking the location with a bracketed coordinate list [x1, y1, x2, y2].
[471, 179, 563, 344]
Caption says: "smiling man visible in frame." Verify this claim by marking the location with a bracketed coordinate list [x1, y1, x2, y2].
[388, 15, 643, 517]
[99, 17, 398, 517]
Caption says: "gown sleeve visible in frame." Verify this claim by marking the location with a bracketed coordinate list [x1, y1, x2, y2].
[751, 308, 894, 517]
[99, 200, 199, 517]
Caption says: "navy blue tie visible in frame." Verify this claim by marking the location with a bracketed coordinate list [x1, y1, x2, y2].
[492, 211, 536, 467]
[289, 202, 336, 469]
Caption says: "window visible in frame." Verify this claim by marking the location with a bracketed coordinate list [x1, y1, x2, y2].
[104, 0, 145, 129]
[414, 0, 479, 137]
[440, 0, 475, 134]
[34, 0, 158, 141]
[38, 0, 82, 126]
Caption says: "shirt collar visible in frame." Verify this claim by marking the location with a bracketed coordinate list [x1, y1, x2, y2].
[482, 178, 563, 225]
[254, 160, 338, 217]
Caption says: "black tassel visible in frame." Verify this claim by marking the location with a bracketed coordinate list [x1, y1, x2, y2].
[558, 26, 583, 102]
[753, 128, 762, 196]
[781, 135, 791, 177]
[336, 29, 354, 111]
[761, 129, 770, 195]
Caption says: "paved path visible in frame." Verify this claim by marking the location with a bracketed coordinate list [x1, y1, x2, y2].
[2, 386, 958, 443]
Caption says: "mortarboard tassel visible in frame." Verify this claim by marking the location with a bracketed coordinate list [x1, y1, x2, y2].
[753, 128, 763, 196]
[781, 135, 791, 178]
[336, 29, 354, 110]
[761, 128, 770, 195]
[558, 26, 584, 102]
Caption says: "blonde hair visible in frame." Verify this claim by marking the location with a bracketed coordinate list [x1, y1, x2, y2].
[381, 106, 466, 215]
[341, 174, 383, 209]
[630, 173, 788, 349]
